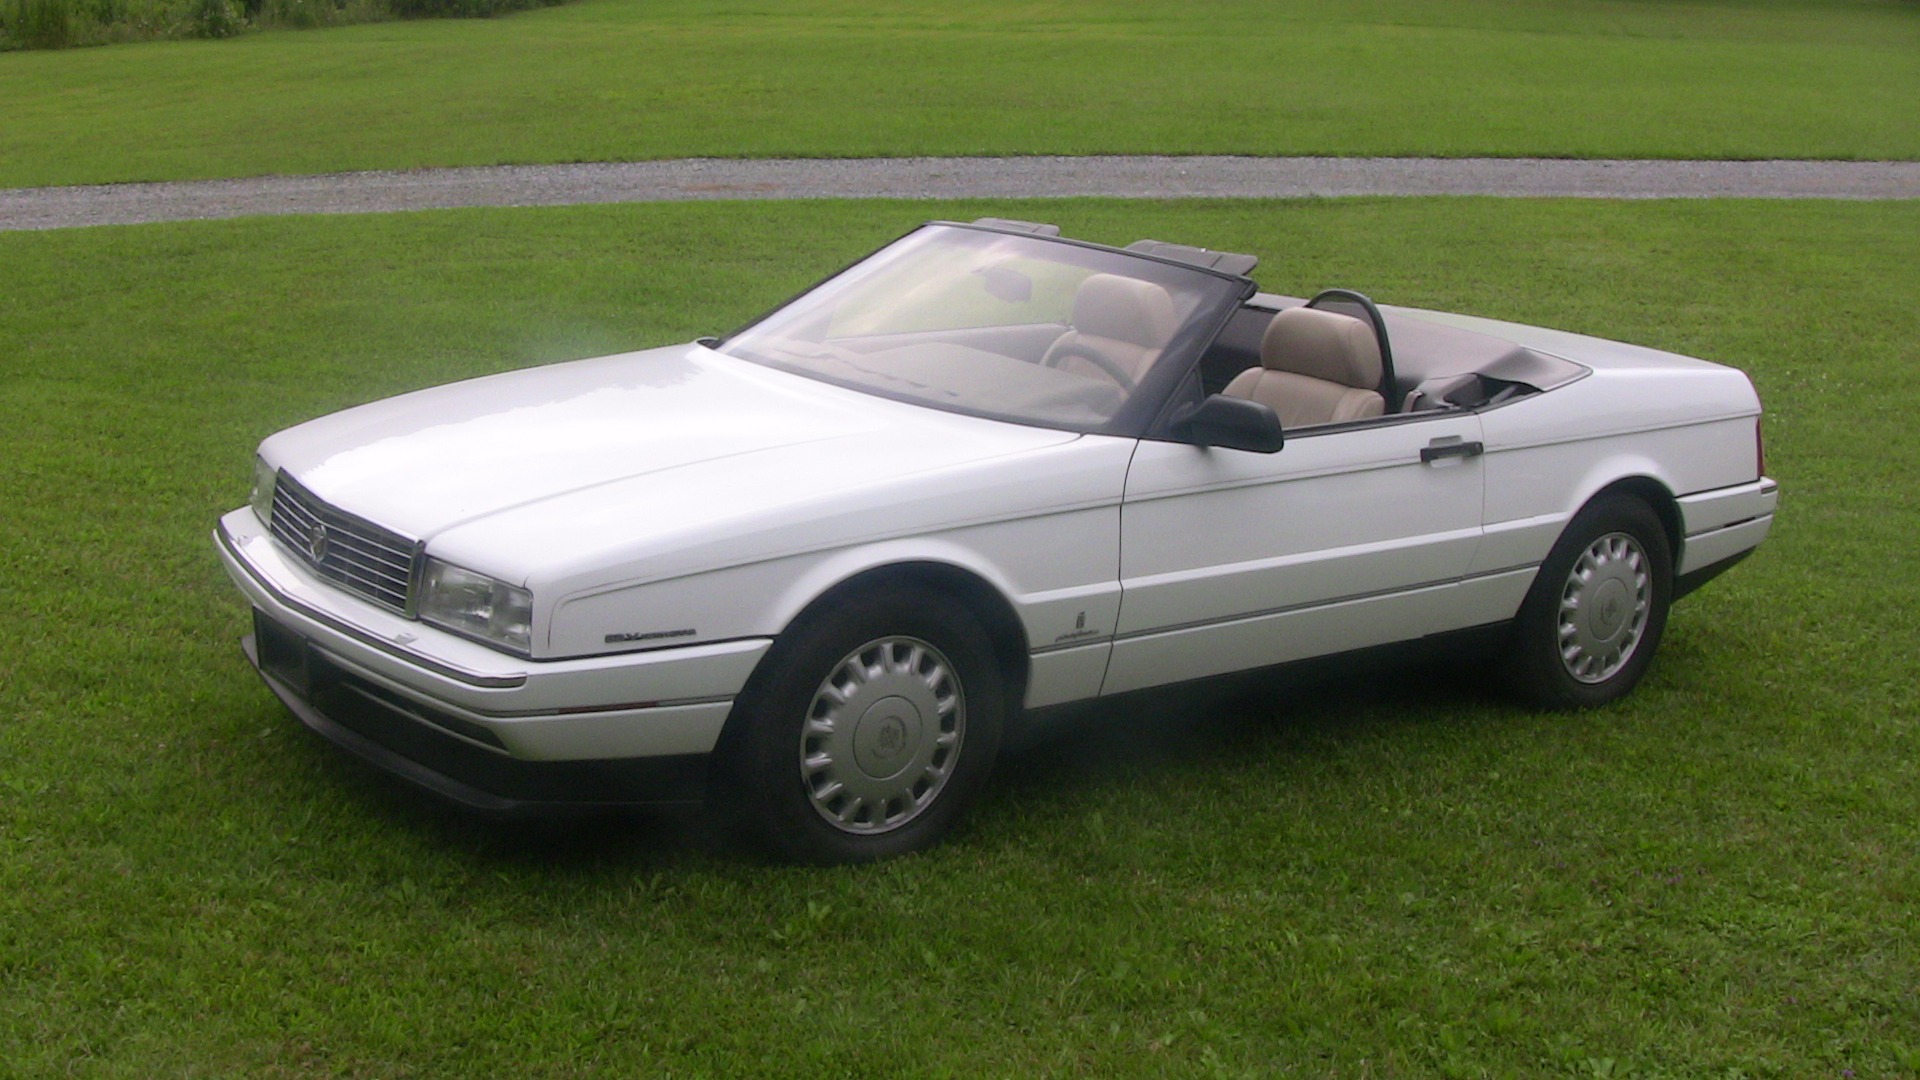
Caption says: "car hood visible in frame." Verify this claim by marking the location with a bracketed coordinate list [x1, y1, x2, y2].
[263, 344, 1084, 560]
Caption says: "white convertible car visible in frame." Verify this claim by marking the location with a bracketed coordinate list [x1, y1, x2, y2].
[216, 219, 1776, 862]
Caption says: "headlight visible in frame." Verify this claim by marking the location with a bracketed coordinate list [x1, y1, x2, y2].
[418, 558, 533, 655]
[250, 456, 277, 527]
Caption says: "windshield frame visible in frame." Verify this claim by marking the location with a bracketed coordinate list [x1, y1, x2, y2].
[715, 222, 1256, 438]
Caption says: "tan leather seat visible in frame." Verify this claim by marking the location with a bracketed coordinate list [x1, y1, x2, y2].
[1040, 273, 1178, 386]
[1223, 306, 1386, 427]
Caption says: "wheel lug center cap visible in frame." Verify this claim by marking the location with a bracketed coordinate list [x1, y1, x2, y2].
[1589, 578, 1631, 639]
[852, 696, 922, 779]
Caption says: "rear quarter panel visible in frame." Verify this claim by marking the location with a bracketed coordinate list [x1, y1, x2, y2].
[1472, 363, 1762, 576]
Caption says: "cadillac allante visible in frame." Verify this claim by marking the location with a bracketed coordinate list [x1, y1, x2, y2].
[215, 219, 1777, 862]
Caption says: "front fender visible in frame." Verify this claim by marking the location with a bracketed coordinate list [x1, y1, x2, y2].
[546, 504, 1125, 662]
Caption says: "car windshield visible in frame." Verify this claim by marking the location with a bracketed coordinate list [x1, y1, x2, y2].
[720, 224, 1245, 432]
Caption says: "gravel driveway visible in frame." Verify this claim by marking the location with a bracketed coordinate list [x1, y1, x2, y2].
[5, 156, 1917, 232]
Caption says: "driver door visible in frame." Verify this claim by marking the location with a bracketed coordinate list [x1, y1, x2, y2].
[1103, 413, 1489, 695]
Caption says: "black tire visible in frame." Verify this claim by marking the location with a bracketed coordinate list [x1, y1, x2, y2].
[1504, 493, 1673, 710]
[715, 587, 1005, 864]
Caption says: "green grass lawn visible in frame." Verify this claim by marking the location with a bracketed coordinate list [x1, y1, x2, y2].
[2, 0, 1917, 188]
[3, 197, 1917, 1076]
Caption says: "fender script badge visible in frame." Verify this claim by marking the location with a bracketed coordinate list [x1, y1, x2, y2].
[605, 628, 698, 644]
[1053, 609, 1101, 645]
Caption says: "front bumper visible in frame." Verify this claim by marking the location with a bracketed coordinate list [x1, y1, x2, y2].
[215, 508, 772, 810]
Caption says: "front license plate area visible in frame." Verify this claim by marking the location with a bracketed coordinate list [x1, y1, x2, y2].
[253, 609, 311, 696]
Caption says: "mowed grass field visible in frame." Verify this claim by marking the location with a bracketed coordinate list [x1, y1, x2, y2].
[1, 197, 1915, 1075]
[1, 0, 1917, 188]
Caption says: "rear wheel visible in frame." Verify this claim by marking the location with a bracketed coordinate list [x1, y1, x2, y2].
[1505, 494, 1672, 710]
[718, 587, 1005, 863]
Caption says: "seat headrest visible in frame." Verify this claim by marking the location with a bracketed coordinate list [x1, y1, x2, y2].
[1073, 274, 1178, 348]
[1260, 306, 1383, 390]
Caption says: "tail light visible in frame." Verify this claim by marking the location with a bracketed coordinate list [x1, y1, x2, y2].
[1755, 416, 1766, 479]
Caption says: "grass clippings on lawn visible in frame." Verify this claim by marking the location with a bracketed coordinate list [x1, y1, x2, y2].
[0, 0, 1916, 187]
[1, 197, 1916, 1076]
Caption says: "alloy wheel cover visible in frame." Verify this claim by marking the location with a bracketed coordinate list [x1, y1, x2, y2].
[799, 636, 966, 834]
[1557, 531, 1652, 684]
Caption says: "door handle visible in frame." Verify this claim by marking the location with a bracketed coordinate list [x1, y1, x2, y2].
[1420, 438, 1485, 463]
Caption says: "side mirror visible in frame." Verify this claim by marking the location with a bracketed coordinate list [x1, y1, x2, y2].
[1169, 395, 1285, 453]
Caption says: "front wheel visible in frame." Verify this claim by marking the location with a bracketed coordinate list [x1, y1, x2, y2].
[1504, 494, 1673, 710]
[717, 588, 1005, 864]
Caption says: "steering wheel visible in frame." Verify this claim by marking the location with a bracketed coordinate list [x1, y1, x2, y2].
[1043, 343, 1138, 391]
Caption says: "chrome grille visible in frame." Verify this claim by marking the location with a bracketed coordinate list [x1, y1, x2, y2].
[268, 472, 419, 614]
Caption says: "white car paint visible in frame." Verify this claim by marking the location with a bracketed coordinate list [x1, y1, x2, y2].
[221, 325, 1770, 740]
[216, 225, 1776, 829]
